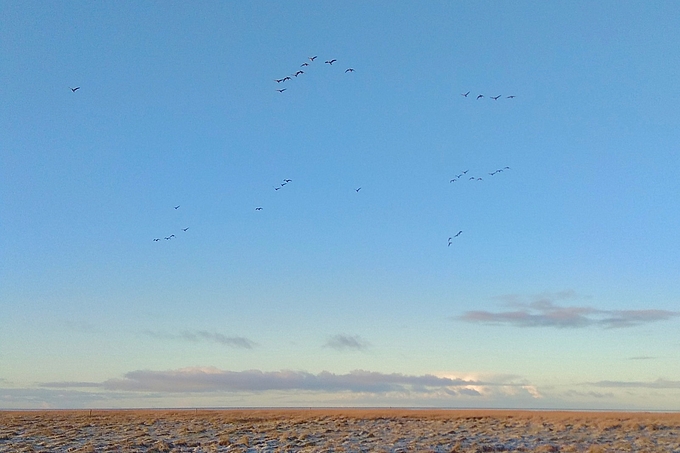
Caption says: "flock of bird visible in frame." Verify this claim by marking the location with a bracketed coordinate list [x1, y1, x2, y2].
[449, 166, 511, 183]
[273, 55, 354, 93]
[69, 60, 515, 249]
[461, 91, 516, 100]
[152, 205, 189, 242]
[445, 166, 511, 245]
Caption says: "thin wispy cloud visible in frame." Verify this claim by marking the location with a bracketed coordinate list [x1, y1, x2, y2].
[456, 291, 679, 329]
[588, 379, 680, 389]
[42, 381, 103, 388]
[563, 390, 614, 399]
[628, 356, 656, 360]
[143, 330, 257, 349]
[323, 334, 370, 351]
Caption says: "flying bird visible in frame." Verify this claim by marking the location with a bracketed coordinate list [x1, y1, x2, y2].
[461, 91, 470, 97]
[275, 78, 284, 83]
[282, 76, 291, 82]
[182, 227, 189, 232]
[325, 59, 337, 65]
[345, 68, 355, 73]
[448, 237, 453, 247]
[70, 87, 80, 92]
[174, 205, 180, 209]
[469, 177, 475, 180]
[476, 94, 484, 100]
[276, 89, 286, 93]
[506, 95, 516, 99]
[491, 95, 501, 100]
[294, 70, 304, 77]
[503, 166, 510, 169]
[283, 179, 292, 183]
[454, 230, 462, 237]
[463, 170, 469, 174]
[301, 62, 309, 67]
[153, 238, 160, 242]
[355, 187, 361, 192]
[255, 207, 263, 211]
[309, 56, 318, 61]
[450, 179, 457, 183]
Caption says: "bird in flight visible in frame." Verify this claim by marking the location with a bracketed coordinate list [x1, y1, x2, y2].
[463, 170, 469, 174]
[255, 207, 263, 210]
[164, 234, 175, 240]
[275, 78, 284, 83]
[450, 179, 457, 183]
[274, 187, 281, 190]
[174, 205, 180, 209]
[345, 68, 355, 73]
[301, 62, 309, 67]
[70, 87, 80, 92]
[276, 89, 286, 93]
[503, 166, 510, 170]
[506, 95, 516, 99]
[153, 238, 160, 242]
[454, 230, 462, 238]
[282, 76, 291, 82]
[476, 94, 484, 100]
[461, 91, 470, 97]
[491, 95, 501, 100]
[309, 56, 318, 61]
[182, 227, 189, 232]
[283, 179, 292, 183]
[448, 237, 453, 247]
[294, 70, 304, 77]
[355, 187, 361, 192]
[325, 59, 337, 65]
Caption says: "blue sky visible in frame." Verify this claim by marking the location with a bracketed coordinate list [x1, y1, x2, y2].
[1, 1, 679, 410]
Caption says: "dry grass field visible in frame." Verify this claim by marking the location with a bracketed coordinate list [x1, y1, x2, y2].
[1, 409, 679, 453]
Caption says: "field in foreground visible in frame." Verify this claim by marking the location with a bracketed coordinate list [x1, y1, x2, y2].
[1, 409, 679, 453]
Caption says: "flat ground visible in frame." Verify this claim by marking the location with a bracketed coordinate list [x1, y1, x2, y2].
[1, 409, 679, 452]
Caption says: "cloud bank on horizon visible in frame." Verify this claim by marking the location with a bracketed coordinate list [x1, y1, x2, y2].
[0, 367, 671, 410]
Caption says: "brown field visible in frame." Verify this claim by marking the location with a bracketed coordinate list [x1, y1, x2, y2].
[1, 409, 679, 452]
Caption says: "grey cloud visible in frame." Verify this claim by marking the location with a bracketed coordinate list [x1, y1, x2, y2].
[588, 379, 680, 389]
[457, 297, 679, 329]
[103, 368, 479, 394]
[323, 334, 370, 351]
[143, 330, 257, 349]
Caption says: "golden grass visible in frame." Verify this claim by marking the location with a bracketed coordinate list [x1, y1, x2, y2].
[0, 409, 679, 452]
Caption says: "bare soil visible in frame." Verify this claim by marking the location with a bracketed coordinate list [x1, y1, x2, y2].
[1, 409, 679, 452]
